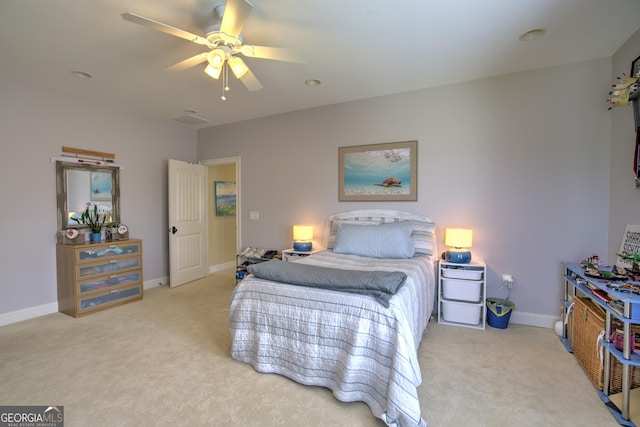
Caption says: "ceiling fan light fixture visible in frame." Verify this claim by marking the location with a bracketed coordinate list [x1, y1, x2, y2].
[207, 49, 226, 68]
[228, 56, 248, 79]
[204, 64, 222, 79]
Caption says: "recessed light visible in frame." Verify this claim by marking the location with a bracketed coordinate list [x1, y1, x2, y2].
[70, 70, 93, 79]
[305, 78, 321, 86]
[518, 27, 547, 42]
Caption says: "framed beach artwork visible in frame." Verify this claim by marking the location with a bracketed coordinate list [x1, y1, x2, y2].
[339, 140, 417, 201]
[214, 181, 236, 217]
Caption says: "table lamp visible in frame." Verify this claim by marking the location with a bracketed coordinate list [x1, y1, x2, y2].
[293, 225, 313, 252]
[445, 228, 473, 263]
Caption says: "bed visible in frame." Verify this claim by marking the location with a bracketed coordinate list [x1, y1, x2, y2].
[228, 209, 437, 426]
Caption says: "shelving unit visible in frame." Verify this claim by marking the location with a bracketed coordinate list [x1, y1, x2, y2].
[437, 260, 486, 329]
[235, 251, 279, 282]
[561, 262, 640, 427]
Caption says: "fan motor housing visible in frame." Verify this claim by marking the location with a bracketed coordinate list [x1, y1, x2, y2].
[205, 24, 243, 47]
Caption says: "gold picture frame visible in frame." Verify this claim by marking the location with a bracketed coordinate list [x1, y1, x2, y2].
[339, 140, 417, 201]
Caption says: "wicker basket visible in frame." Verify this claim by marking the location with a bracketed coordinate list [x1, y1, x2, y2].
[572, 296, 640, 393]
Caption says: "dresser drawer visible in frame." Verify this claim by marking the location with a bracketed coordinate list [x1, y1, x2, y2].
[77, 284, 143, 314]
[77, 256, 141, 280]
[78, 271, 142, 295]
[75, 242, 141, 263]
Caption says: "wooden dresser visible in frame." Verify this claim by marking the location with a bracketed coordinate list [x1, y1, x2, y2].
[56, 239, 143, 317]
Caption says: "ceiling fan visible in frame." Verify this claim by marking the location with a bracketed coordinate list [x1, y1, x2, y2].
[122, 0, 310, 99]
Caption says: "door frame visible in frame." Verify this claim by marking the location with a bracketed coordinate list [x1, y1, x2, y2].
[201, 156, 241, 257]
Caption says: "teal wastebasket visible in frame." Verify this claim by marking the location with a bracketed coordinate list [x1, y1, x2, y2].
[486, 298, 515, 329]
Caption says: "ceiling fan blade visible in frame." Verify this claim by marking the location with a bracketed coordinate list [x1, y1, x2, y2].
[239, 67, 263, 92]
[121, 12, 209, 46]
[166, 52, 209, 72]
[220, 0, 253, 39]
[240, 45, 310, 64]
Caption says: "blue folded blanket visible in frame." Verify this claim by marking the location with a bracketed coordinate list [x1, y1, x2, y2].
[247, 260, 406, 307]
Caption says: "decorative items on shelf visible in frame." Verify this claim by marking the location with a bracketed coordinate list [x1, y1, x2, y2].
[581, 253, 601, 270]
[606, 75, 638, 110]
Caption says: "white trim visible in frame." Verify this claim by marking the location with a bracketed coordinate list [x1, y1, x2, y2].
[209, 261, 235, 273]
[0, 302, 58, 327]
[144, 276, 169, 290]
[200, 156, 241, 253]
[509, 311, 558, 328]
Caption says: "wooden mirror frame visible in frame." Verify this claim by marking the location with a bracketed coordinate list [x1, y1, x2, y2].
[56, 161, 120, 230]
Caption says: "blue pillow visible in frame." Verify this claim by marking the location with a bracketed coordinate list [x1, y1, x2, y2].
[333, 223, 415, 258]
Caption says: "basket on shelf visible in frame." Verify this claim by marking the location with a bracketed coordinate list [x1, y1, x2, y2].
[572, 296, 640, 393]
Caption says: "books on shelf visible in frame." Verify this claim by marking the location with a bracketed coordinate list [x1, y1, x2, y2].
[591, 288, 612, 302]
[607, 299, 624, 316]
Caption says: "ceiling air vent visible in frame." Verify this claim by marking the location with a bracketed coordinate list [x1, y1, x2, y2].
[172, 111, 210, 126]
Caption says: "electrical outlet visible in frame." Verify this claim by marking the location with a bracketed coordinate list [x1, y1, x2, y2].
[502, 274, 514, 288]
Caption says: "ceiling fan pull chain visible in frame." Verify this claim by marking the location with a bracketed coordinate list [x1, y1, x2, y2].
[221, 64, 227, 101]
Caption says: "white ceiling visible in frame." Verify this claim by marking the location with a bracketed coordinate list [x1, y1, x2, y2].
[1, 0, 639, 128]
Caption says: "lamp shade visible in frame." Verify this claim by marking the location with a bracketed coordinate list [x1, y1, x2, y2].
[293, 225, 313, 242]
[444, 228, 473, 263]
[293, 225, 313, 252]
[445, 228, 473, 248]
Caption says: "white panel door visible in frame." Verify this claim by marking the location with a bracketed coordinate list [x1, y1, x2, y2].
[168, 159, 208, 287]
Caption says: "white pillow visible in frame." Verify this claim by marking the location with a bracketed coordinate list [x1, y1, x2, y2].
[333, 223, 415, 258]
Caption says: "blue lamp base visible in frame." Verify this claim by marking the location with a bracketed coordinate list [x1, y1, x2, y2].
[445, 250, 472, 263]
[293, 241, 312, 252]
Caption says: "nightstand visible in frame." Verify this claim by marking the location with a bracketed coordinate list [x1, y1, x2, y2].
[282, 248, 321, 262]
[437, 260, 486, 329]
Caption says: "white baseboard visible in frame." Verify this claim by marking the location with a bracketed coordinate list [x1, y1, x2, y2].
[0, 302, 58, 327]
[144, 275, 168, 290]
[209, 261, 235, 274]
[0, 277, 168, 327]
[510, 311, 559, 328]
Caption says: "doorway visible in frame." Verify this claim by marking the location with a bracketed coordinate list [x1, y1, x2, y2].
[202, 157, 240, 273]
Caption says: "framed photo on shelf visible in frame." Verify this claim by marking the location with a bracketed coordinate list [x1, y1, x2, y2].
[338, 140, 417, 201]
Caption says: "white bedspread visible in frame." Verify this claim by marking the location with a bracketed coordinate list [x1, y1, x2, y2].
[228, 250, 435, 426]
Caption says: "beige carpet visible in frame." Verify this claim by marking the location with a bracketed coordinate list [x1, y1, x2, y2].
[0, 270, 619, 426]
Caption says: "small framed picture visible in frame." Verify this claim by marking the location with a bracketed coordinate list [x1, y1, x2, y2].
[214, 181, 236, 216]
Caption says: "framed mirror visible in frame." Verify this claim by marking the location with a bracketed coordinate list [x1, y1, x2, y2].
[56, 161, 120, 230]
